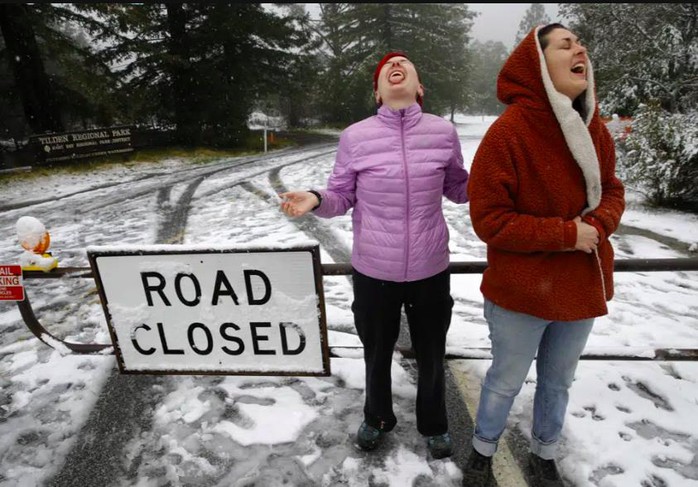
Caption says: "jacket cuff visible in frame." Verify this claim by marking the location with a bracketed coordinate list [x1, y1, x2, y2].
[582, 214, 607, 242]
[563, 220, 577, 249]
[308, 190, 323, 211]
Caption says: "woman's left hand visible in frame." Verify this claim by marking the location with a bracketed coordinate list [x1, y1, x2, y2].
[573, 216, 600, 253]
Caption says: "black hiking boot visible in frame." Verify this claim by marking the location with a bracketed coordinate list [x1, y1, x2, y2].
[427, 432, 453, 459]
[528, 453, 564, 487]
[462, 448, 493, 486]
[355, 421, 385, 451]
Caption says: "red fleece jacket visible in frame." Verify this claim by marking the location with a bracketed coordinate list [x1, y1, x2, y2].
[468, 28, 625, 321]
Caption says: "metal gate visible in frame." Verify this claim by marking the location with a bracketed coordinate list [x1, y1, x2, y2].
[15, 258, 698, 361]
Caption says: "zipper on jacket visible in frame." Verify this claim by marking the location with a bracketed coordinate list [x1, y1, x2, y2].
[400, 108, 410, 281]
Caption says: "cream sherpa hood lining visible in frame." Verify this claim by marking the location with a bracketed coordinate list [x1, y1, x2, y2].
[535, 25, 601, 214]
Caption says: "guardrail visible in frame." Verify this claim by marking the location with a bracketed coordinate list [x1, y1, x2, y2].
[16, 258, 698, 361]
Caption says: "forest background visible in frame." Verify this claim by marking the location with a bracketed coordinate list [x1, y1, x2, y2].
[0, 3, 696, 212]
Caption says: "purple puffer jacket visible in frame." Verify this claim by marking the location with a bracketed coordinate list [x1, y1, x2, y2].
[314, 102, 469, 282]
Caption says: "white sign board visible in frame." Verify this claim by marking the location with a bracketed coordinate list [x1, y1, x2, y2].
[87, 245, 330, 376]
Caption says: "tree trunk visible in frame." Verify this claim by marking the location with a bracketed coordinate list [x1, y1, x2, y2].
[287, 96, 300, 128]
[380, 4, 392, 49]
[166, 3, 196, 145]
[0, 4, 63, 134]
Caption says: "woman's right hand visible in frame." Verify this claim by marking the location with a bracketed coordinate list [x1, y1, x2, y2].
[573, 216, 600, 253]
[279, 191, 319, 218]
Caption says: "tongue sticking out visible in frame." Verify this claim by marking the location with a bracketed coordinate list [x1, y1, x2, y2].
[389, 71, 405, 84]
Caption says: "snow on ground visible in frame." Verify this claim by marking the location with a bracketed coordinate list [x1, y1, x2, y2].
[0, 115, 696, 486]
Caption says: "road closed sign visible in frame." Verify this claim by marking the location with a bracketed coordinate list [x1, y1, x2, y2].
[87, 244, 330, 376]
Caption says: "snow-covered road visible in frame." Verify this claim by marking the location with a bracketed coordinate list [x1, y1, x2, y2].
[1, 115, 697, 486]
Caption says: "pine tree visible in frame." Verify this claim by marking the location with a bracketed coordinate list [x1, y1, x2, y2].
[314, 3, 476, 124]
[90, 3, 311, 147]
[561, 4, 698, 211]
[514, 4, 551, 45]
[0, 4, 125, 138]
[0, 34, 25, 142]
[261, 4, 319, 129]
[468, 40, 508, 116]
[0, 4, 64, 134]
[560, 3, 697, 115]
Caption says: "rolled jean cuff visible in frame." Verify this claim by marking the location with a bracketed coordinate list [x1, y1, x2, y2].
[472, 435, 498, 457]
[530, 433, 557, 460]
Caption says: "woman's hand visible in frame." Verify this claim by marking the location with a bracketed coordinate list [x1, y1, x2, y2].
[573, 216, 600, 253]
[279, 191, 319, 218]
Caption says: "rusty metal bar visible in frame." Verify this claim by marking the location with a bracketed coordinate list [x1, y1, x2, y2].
[16, 297, 112, 354]
[15, 258, 698, 358]
[22, 266, 94, 279]
[20, 258, 698, 279]
[611, 258, 698, 272]
[329, 346, 698, 361]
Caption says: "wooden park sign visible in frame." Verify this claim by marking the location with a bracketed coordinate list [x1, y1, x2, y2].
[28, 125, 134, 163]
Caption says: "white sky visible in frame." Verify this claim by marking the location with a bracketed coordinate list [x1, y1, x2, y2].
[469, 3, 561, 48]
[1, 116, 697, 486]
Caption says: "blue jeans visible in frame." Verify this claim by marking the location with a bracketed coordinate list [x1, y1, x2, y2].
[472, 298, 594, 459]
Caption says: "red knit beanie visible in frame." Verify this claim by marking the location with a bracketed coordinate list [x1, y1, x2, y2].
[373, 51, 423, 106]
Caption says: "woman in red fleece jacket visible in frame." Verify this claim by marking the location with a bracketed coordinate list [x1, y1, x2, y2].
[462, 24, 625, 487]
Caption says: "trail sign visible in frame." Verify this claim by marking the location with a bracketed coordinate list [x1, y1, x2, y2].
[0, 265, 24, 301]
[87, 244, 330, 376]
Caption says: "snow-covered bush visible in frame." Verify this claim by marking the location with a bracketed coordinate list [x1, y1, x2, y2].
[604, 114, 632, 142]
[616, 102, 698, 211]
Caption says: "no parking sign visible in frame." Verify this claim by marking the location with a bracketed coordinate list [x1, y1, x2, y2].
[0, 265, 24, 301]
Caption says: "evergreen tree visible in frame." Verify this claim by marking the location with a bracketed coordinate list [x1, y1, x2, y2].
[393, 4, 475, 120]
[468, 40, 508, 116]
[312, 3, 363, 125]
[560, 3, 697, 115]
[0, 29, 29, 141]
[0, 4, 123, 137]
[620, 102, 698, 210]
[91, 3, 311, 147]
[164, 3, 197, 144]
[314, 3, 476, 124]
[261, 4, 320, 129]
[514, 3, 551, 45]
[35, 4, 122, 130]
[79, 3, 185, 131]
[196, 3, 310, 145]
[0, 4, 64, 134]
[560, 4, 698, 211]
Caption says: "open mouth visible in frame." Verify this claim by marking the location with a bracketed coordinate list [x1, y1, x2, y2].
[571, 63, 585, 75]
[388, 70, 405, 84]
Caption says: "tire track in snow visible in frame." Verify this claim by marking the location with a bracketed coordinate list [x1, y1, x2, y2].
[0, 144, 337, 217]
[266, 166, 478, 476]
[47, 145, 336, 486]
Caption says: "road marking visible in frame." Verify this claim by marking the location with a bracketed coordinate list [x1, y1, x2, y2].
[449, 359, 529, 486]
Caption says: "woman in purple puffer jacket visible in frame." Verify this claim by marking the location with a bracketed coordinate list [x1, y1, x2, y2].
[280, 52, 469, 459]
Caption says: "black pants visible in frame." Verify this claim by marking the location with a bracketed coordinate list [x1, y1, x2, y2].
[351, 268, 453, 436]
